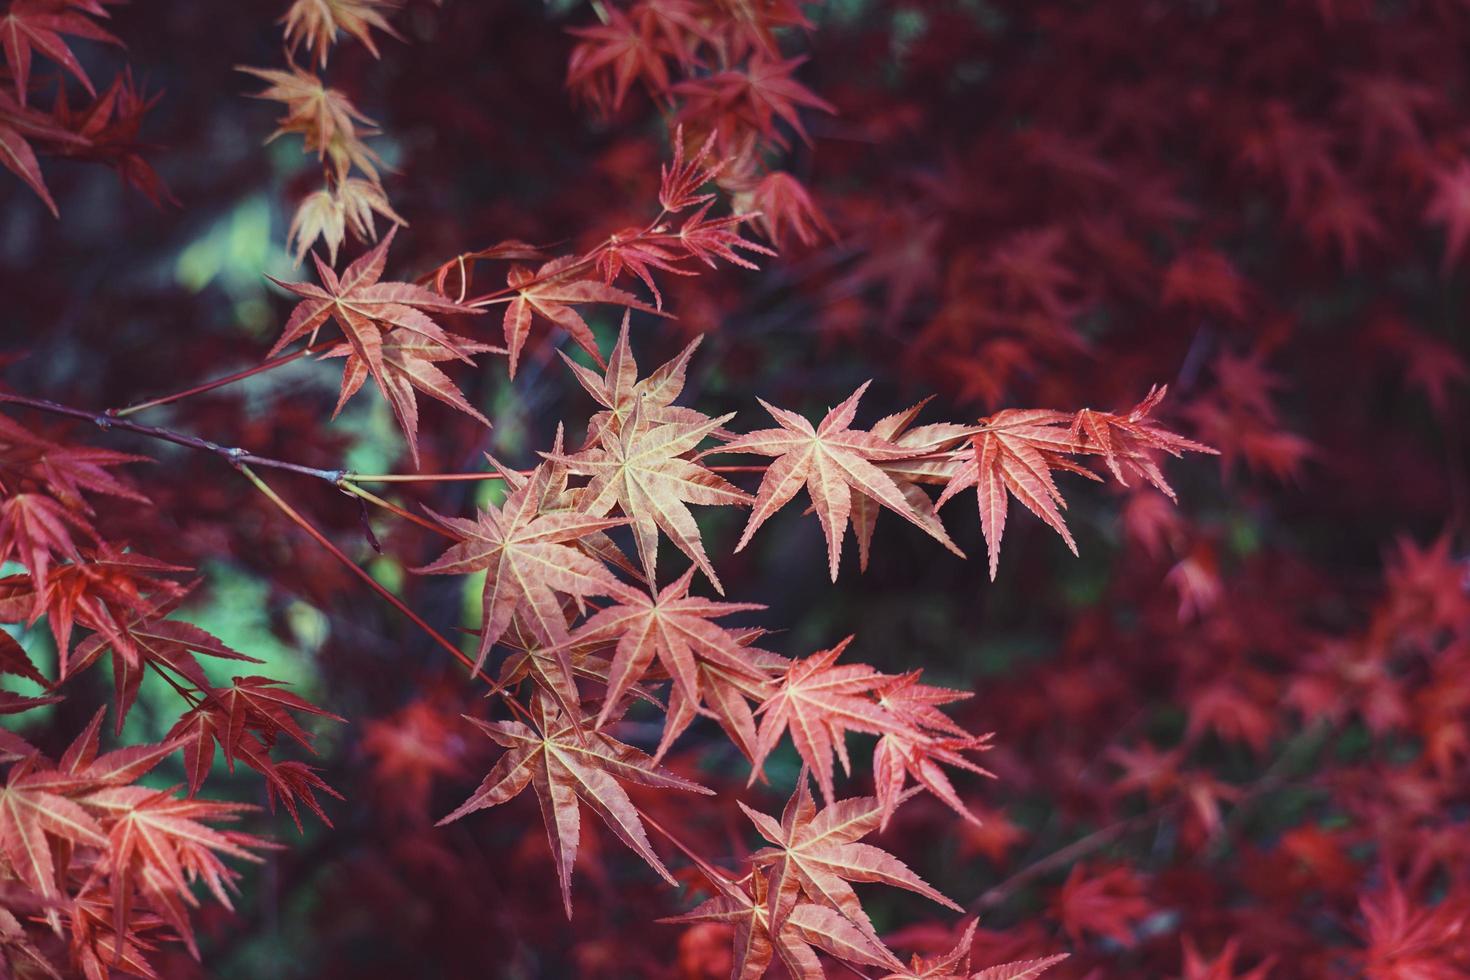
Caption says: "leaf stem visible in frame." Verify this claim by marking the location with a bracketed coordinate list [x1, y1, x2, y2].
[108, 343, 329, 418]
[338, 481, 456, 538]
[238, 464, 504, 694]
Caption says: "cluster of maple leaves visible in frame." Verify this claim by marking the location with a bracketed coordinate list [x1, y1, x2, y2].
[0, 0, 166, 212]
[5, 0, 1470, 977]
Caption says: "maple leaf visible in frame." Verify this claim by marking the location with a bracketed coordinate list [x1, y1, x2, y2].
[46, 66, 170, 206]
[500, 255, 662, 378]
[1070, 385, 1217, 501]
[289, 177, 405, 266]
[750, 636, 897, 804]
[676, 202, 776, 270]
[1356, 876, 1470, 979]
[0, 86, 87, 215]
[660, 635, 785, 764]
[741, 775, 960, 941]
[82, 786, 271, 957]
[853, 398, 973, 572]
[415, 460, 631, 672]
[69, 607, 264, 730]
[283, 0, 401, 68]
[495, 609, 637, 725]
[572, 566, 766, 727]
[9, 546, 189, 670]
[879, 921, 1068, 979]
[238, 63, 378, 170]
[0, 0, 120, 104]
[716, 382, 965, 581]
[1179, 936, 1276, 980]
[743, 171, 833, 247]
[547, 400, 748, 593]
[322, 331, 500, 460]
[162, 674, 343, 827]
[661, 868, 904, 980]
[0, 631, 61, 715]
[872, 671, 995, 830]
[566, 5, 674, 113]
[1304, 177, 1383, 269]
[659, 127, 723, 214]
[0, 756, 108, 930]
[677, 55, 835, 147]
[594, 228, 694, 309]
[438, 695, 712, 917]
[267, 228, 484, 464]
[0, 414, 148, 512]
[1160, 248, 1248, 319]
[0, 491, 93, 596]
[361, 696, 469, 819]
[936, 408, 1095, 580]
[1051, 863, 1152, 948]
[560, 313, 710, 447]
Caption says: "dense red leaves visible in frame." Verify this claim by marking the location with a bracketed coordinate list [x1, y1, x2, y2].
[12, 0, 1468, 975]
[0, 0, 161, 214]
[0, 714, 272, 969]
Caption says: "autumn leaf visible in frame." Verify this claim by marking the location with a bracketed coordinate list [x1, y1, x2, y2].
[741, 774, 961, 940]
[716, 382, 965, 581]
[283, 0, 400, 68]
[438, 694, 712, 917]
[853, 397, 974, 572]
[1070, 385, 1217, 500]
[69, 608, 264, 730]
[751, 636, 896, 804]
[560, 312, 711, 447]
[872, 671, 995, 830]
[239, 62, 376, 161]
[936, 408, 1094, 580]
[267, 227, 484, 464]
[1051, 864, 1152, 948]
[415, 459, 631, 672]
[879, 920, 1068, 979]
[0, 757, 108, 930]
[571, 566, 766, 728]
[1, 0, 120, 104]
[0, 118, 56, 214]
[663, 868, 904, 979]
[547, 400, 748, 593]
[322, 331, 501, 461]
[82, 787, 270, 957]
[500, 255, 662, 378]
[0, 491, 93, 595]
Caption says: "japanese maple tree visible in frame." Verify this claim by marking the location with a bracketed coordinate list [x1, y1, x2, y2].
[2, 0, 1469, 978]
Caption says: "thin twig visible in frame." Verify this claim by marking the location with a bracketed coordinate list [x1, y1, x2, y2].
[238, 464, 504, 696]
[108, 343, 328, 418]
[1, 392, 346, 484]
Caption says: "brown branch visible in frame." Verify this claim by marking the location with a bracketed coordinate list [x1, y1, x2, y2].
[0, 392, 347, 485]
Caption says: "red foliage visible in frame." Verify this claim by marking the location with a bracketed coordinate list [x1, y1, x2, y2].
[2, 0, 1469, 977]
